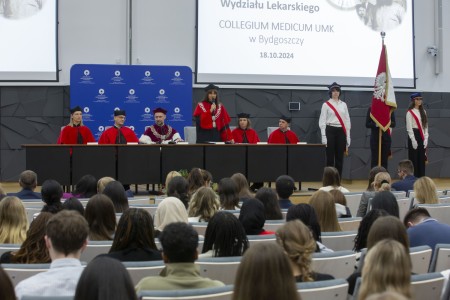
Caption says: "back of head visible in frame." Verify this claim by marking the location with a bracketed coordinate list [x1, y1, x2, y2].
[233, 243, 298, 300]
[103, 181, 129, 213]
[63, 197, 85, 216]
[73, 174, 97, 198]
[201, 169, 213, 185]
[165, 171, 182, 188]
[413, 176, 438, 204]
[166, 176, 189, 208]
[111, 208, 157, 252]
[188, 186, 219, 222]
[239, 199, 266, 235]
[373, 172, 392, 191]
[0, 266, 15, 300]
[41, 179, 63, 213]
[46, 210, 89, 256]
[85, 194, 116, 241]
[367, 216, 409, 250]
[360, 239, 411, 300]
[322, 166, 341, 187]
[367, 166, 387, 191]
[74, 256, 137, 300]
[154, 197, 188, 232]
[286, 203, 322, 242]
[275, 175, 295, 199]
[329, 189, 347, 206]
[231, 173, 252, 199]
[398, 159, 414, 176]
[187, 168, 205, 193]
[97, 177, 115, 194]
[276, 220, 316, 282]
[255, 187, 283, 220]
[19, 170, 38, 190]
[218, 177, 239, 210]
[371, 191, 399, 217]
[0, 196, 28, 244]
[202, 211, 249, 257]
[309, 190, 341, 232]
[159, 222, 198, 263]
[403, 207, 431, 228]
[354, 209, 389, 252]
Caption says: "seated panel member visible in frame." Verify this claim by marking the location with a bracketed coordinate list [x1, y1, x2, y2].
[232, 113, 260, 144]
[98, 110, 139, 144]
[267, 116, 300, 144]
[57, 106, 95, 144]
[139, 107, 183, 144]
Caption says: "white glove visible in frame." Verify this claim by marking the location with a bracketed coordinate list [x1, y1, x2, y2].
[411, 139, 418, 150]
[321, 136, 327, 145]
[346, 137, 351, 148]
[424, 139, 428, 149]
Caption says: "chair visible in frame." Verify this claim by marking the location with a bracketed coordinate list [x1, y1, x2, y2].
[22, 297, 73, 300]
[128, 197, 152, 205]
[80, 241, 113, 263]
[222, 209, 240, 218]
[247, 234, 277, 247]
[2, 263, 50, 286]
[411, 272, 445, 300]
[429, 243, 450, 272]
[418, 204, 450, 225]
[0, 243, 21, 257]
[321, 231, 357, 251]
[263, 220, 286, 232]
[122, 260, 165, 285]
[25, 207, 41, 223]
[343, 193, 363, 217]
[397, 197, 412, 221]
[138, 285, 234, 300]
[129, 204, 158, 217]
[21, 200, 44, 208]
[155, 237, 204, 255]
[267, 126, 290, 138]
[409, 245, 432, 274]
[190, 222, 209, 236]
[311, 250, 356, 279]
[392, 190, 407, 199]
[184, 126, 197, 144]
[440, 196, 450, 204]
[297, 278, 348, 300]
[338, 217, 361, 231]
[196, 256, 242, 285]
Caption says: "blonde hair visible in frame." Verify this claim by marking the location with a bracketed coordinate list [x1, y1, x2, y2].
[309, 190, 341, 232]
[276, 220, 316, 282]
[0, 196, 28, 244]
[373, 172, 392, 191]
[188, 187, 219, 222]
[165, 171, 182, 189]
[97, 177, 115, 193]
[359, 239, 411, 300]
[414, 176, 438, 204]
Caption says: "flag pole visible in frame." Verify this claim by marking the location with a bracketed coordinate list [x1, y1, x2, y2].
[377, 32, 385, 167]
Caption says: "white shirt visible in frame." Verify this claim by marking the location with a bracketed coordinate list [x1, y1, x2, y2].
[406, 108, 429, 143]
[319, 185, 350, 193]
[319, 99, 351, 146]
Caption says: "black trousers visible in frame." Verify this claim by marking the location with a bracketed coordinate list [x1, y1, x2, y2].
[370, 129, 391, 169]
[408, 129, 426, 178]
[326, 125, 346, 177]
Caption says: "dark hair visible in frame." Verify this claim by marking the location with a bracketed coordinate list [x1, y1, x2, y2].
[231, 173, 253, 199]
[218, 178, 240, 210]
[159, 222, 198, 263]
[202, 169, 213, 185]
[19, 170, 38, 190]
[202, 211, 249, 257]
[0, 266, 15, 300]
[74, 256, 137, 300]
[73, 174, 97, 198]
[103, 181, 129, 213]
[63, 197, 85, 216]
[398, 159, 414, 176]
[322, 166, 341, 187]
[367, 166, 387, 191]
[11, 212, 52, 263]
[110, 208, 157, 252]
[275, 175, 295, 199]
[353, 209, 389, 252]
[286, 204, 322, 244]
[167, 176, 189, 208]
[255, 187, 283, 220]
[187, 168, 205, 194]
[46, 210, 89, 256]
[239, 199, 267, 235]
[41, 179, 63, 214]
[408, 98, 428, 128]
[367, 216, 409, 250]
[371, 191, 399, 218]
[85, 194, 116, 241]
[329, 189, 347, 206]
[403, 207, 431, 227]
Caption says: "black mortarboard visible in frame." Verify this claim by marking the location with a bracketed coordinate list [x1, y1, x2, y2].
[70, 106, 82, 114]
[204, 84, 219, 92]
[280, 115, 291, 123]
[328, 82, 342, 91]
[153, 107, 167, 114]
[114, 109, 126, 116]
[237, 113, 250, 118]
[410, 92, 422, 100]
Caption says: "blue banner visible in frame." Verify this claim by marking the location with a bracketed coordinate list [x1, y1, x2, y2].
[70, 64, 192, 141]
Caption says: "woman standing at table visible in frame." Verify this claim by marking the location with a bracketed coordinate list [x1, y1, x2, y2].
[193, 84, 234, 144]
[232, 113, 260, 144]
[319, 82, 351, 177]
[57, 106, 95, 144]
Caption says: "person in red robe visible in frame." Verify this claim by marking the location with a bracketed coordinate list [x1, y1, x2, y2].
[193, 84, 234, 143]
[139, 107, 183, 144]
[267, 116, 300, 144]
[232, 113, 260, 144]
[98, 110, 139, 144]
[57, 106, 95, 144]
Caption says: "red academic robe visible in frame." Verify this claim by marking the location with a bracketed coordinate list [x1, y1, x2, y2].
[57, 125, 96, 144]
[267, 129, 300, 144]
[232, 128, 260, 144]
[143, 124, 179, 143]
[98, 126, 139, 144]
[193, 101, 233, 142]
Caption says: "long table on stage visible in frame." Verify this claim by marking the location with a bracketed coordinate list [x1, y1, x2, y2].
[23, 144, 326, 185]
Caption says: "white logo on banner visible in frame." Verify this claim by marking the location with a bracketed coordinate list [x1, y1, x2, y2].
[159, 89, 165, 95]
[174, 71, 180, 77]
[115, 70, 121, 77]
[98, 126, 104, 132]
[174, 107, 180, 113]
[130, 126, 135, 131]
[145, 71, 151, 77]
[114, 107, 121, 112]
[129, 89, 135, 95]
[84, 70, 90, 76]
[84, 107, 89, 113]
[145, 107, 151, 113]
[99, 89, 105, 95]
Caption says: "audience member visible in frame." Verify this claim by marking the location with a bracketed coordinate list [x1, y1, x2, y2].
[371, 191, 399, 218]
[357, 171, 392, 217]
[165, 170, 182, 190]
[15, 210, 89, 299]
[231, 173, 253, 202]
[41, 179, 64, 214]
[187, 168, 205, 196]
[275, 175, 295, 209]
[75, 256, 138, 300]
[166, 176, 190, 208]
[309, 190, 341, 232]
[319, 166, 350, 193]
[391, 159, 417, 194]
[201, 169, 213, 188]
[365, 291, 409, 300]
[0, 212, 52, 264]
[239, 199, 274, 236]
[0, 196, 28, 244]
[64, 174, 97, 199]
[188, 187, 219, 222]
[62, 197, 85, 216]
[365, 166, 387, 192]
[232, 242, 299, 300]
[413, 176, 439, 205]
[97, 176, 115, 193]
[353, 209, 389, 252]
[84, 194, 116, 241]
[105, 208, 161, 261]
[329, 189, 352, 218]
[154, 197, 188, 237]
[7, 170, 41, 199]
[277, 220, 334, 282]
[0, 183, 6, 200]
[103, 181, 129, 213]
[218, 177, 240, 210]
[135, 222, 224, 291]
[201, 211, 249, 258]
[255, 187, 283, 220]
[0, 266, 16, 300]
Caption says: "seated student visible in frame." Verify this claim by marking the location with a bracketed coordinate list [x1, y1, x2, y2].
[135, 222, 225, 291]
[0, 196, 28, 245]
[231, 173, 254, 202]
[62, 197, 85, 216]
[154, 197, 188, 237]
[7, 170, 41, 199]
[40, 179, 64, 214]
[319, 166, 350, 193]
[357, 171, 392, 217]
[188, 187, 220, 223]
[309, 190, 341, 232]
[255, 187, 283, 220]
[412, 176, 439, 205]
[353, 209, 389, 253]
[329, 189, 352, 218]
[275, 175, 296, 209]
[267, 116, 300, 144]
[63, 174, 97, 199]
[85, 194, 116, 241]
[391, 159, 417, 193]
[218, 177, 240, 210]
[370, 191, 399, 218]
[15, 211, 89, 300]
[239, 199, 274, 236]
[102, 181, 129, 213]
[166, 176, 190, 209]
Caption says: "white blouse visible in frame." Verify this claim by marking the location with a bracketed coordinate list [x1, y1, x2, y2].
[406, 108, 429, 143]
[319, 99, 351, 146]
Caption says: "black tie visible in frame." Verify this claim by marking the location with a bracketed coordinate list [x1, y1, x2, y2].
[242, 130, 248, 144]
[75, 125, 83, 144]
[283, 132, 290, 144]
[116, 127, 126, 144]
